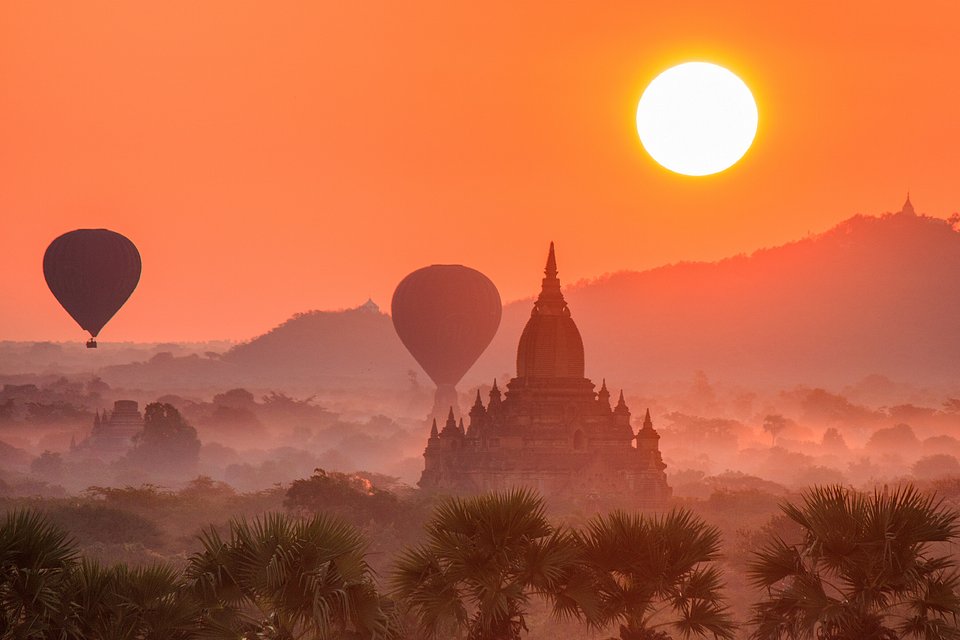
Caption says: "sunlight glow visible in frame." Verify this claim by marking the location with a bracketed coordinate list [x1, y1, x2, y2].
[636, 62, 758, 176]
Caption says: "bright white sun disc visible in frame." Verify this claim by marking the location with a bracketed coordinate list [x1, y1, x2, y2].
[636, 62, 758, 176]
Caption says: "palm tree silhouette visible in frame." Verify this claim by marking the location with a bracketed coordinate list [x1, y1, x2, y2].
[391, 488, 587, 640]
[187, 512, 398, 639]
[575, 509, 736, 640]
[0, 509, 77, 637]
[749, 484, 960, 640]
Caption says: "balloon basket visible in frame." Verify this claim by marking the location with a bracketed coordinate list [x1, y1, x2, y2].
[86, 339, 98, 349]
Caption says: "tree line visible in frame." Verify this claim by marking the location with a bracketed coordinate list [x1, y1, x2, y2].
[1, 484, 959, 639]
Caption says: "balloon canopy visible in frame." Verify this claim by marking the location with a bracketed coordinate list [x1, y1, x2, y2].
[43, 229, 142, 341]
[391, 264, 501, 388]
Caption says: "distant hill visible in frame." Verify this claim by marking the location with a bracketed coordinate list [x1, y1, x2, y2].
[221, 302, 414, 386]
[0, 341, 233, 377]
[99, 209, 960, 392]
[473, 209, 960, 388]
[99, 302, 418, 392]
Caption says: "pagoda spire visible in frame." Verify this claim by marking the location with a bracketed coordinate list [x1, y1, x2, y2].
[545, 241, 558, 279]
[635, 408, 662, 458]
[468, 389, 486, 435]
[488, 379, 503, 412]
[642, 408, 653, 430]
[440, 407, 460, 437]
[533, 242, 568, 316]
[598, 379, 611, 410]
[901, 192, 915, 215]
[429, 418, 438, 439]
[458, 417, 465, 435]
[614, 390, 629, 413]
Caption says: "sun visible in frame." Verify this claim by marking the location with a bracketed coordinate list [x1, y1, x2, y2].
[636, 62, 758, 176]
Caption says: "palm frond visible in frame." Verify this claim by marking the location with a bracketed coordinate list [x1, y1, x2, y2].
[187, 511, 391, 639]
[750, 484, 960, 640]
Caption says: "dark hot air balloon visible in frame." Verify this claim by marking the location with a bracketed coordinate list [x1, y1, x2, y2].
[392, 265, 501, 420]
[43, 229, 141, 348]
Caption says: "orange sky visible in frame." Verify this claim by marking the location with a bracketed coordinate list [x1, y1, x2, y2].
[2, 1, 959, 342]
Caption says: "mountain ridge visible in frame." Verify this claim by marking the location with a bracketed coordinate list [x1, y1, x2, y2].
[97, 209, 960, 391]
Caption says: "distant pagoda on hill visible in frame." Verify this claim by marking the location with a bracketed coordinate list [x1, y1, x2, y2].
[419, 244, 671, 507]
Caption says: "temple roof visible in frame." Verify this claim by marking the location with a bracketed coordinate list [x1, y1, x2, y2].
[358, 298, 380, 313]
[901, 193, 915, 216]
[516, 243, 585, 379]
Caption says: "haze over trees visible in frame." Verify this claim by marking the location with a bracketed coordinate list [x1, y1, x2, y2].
[124, 402, 201, 478]
[7, 363, 960, 503]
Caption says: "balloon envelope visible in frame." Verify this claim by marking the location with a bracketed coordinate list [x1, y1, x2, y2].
[391, 265, 501, 387]
[43, 229, 141, 338]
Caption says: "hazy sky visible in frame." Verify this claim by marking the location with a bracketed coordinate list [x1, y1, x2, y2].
[2, 2, 958, 341]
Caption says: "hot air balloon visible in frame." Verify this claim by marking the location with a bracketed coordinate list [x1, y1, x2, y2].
[391, 265, 501, 420]
[43, 229, 141, 348]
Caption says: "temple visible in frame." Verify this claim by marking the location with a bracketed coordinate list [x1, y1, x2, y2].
[419, 244, 671, 507]
[901, 193, 916, 216]
[70, 400, 143, 460]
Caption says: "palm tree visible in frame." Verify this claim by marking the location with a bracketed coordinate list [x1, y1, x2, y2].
[187, 511, 397, 639]
[391, 488, 590, 640]
[0, 509, 77, 638]
[575, 509, 736, 640]
[63, 560, 200, 639]
[0, 509, 200, 639]
[748, 484, 960, 640]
